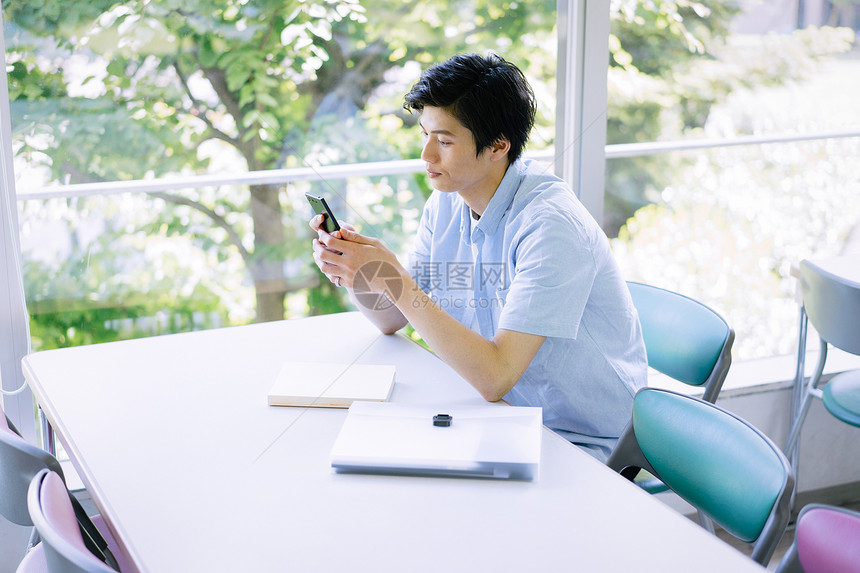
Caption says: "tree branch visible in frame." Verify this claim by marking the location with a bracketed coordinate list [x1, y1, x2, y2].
[200, 65, 246, 138]
[173, 62, 240, 147]
[147, 191, 252, 266]
[199, 64, 261, 165]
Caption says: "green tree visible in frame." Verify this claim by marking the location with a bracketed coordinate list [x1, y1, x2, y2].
[11, 0, 835, 351]
[5, 0, 556, 335]
[606, 1, 740, 235]
[605, 1, 854, 235]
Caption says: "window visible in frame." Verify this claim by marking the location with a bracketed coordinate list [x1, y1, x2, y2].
[604, 1, 860, 360]
[5, 1, 858, 436]
[3, 0, 558, 352]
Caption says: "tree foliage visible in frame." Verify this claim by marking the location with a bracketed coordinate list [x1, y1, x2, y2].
[604, 1, 854, 235]
[6, 0, 556, 343]
[7, 0, 851, 354]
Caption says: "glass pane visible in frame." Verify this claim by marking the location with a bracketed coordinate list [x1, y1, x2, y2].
[605, 2, 860, 360]
[4, 1, 557, 351]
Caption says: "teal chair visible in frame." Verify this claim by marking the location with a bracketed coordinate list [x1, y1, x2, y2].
[625, 282, 734, 498]
[784, 258, 860, 466]
[627, 282, 734, 404]
[607, 388, 794, 566]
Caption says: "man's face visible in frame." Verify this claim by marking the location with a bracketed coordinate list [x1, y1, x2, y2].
[419, 106, 504, 201]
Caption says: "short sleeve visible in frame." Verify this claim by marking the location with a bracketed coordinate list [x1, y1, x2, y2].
[497, 208, 600, 339]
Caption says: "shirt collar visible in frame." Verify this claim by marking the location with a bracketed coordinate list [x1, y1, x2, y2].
[472, 159, 524, 237]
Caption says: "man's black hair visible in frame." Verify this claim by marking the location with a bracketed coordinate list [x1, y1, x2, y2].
[403, 53, 537, 163]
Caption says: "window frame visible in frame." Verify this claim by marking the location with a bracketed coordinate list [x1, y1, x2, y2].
[11, 2, 856, 433]
[0, 1, 606, 434]
[0, 6, 35, 441]
[555, 0, 610, 224]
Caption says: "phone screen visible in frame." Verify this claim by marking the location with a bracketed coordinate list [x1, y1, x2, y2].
[305, 192, 341, 233]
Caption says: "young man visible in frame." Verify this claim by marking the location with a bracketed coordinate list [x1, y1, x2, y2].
[310, 53, 647, 460]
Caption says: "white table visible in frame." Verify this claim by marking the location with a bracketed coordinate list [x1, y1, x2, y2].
[22, 312, 765, 572]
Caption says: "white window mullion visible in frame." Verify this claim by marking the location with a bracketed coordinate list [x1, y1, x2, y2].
[555, 0, 610, 225]
[0, 6, 36, 442]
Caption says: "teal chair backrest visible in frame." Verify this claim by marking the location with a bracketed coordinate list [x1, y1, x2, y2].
[627, 282, 733, 402]
[627, 389, 794, 564]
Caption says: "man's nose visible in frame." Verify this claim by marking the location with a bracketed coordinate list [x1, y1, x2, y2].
[421, 141, 436, 163]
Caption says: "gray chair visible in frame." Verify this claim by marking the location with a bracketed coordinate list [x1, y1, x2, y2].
[18, 469, 116, 573]
[625, 282, 734, 497]
[607, 388, 794, 566]
[1, 408, 119, 570]
[784, 258, 860, 467]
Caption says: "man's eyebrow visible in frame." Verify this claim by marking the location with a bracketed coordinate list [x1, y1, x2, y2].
[418, 120, 457, 136]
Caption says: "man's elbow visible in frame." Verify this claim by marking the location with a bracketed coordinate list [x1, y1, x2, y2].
[479, 389, 507, 403]
[365, 310, 407, 335]
[379, 315, 408, 335]
[477, 378, 517, 403]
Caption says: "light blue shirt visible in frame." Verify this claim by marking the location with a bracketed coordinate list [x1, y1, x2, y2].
[409, 159, 647, 459]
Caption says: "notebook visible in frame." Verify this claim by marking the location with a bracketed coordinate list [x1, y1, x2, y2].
[267, 361, 396, 408]
[330, 402, 542, 480]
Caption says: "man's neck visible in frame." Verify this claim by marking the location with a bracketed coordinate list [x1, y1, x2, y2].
[459, 162, 509, 217]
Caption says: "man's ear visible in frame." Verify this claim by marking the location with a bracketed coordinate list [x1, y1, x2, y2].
[489, 137, 511, 162]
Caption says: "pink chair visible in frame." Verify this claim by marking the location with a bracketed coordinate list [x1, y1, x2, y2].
[1, 406, 124, 571]
[18, 469, 118, 573]
[775, 504, 860, 573]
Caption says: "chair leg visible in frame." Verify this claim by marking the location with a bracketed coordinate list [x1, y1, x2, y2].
[783, 304, 809, 462]
[38, 409, 56, 457]
[27, 525, 40, 552]
[785, 342, 828, 459]
[790, 308, 808, 430]
[698, 510, 716, 534]
[785, 337, 828, 513]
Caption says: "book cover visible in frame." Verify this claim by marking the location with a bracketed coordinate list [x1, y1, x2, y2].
[268, 362, 395, 408]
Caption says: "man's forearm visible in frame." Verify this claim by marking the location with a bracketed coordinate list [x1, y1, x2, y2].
[391, 272, 543, 402]
[349, 290, 409, 335]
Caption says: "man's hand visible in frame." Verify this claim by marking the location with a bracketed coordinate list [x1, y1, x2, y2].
[309, 214, 353, 287]
[308, 216, 544, 399]
[309, 216, 409, 333]
[315, 226, 404, 295]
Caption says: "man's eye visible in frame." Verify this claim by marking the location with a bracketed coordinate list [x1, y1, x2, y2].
[438, 140, 451, 147]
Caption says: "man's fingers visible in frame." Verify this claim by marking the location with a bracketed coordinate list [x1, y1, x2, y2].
[308, 214, 325, 231]
[338, 227, 376, 246]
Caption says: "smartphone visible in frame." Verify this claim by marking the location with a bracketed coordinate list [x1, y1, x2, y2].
[305, 192, 341, 233]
